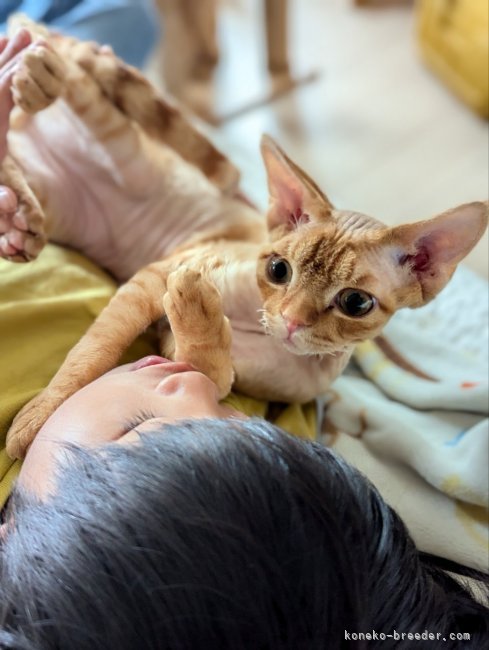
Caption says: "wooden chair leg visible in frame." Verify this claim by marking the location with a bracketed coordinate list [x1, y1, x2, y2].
[191, 0, 219, 81]
[156, 0, 218, 94]
[264, 0, 289, 76]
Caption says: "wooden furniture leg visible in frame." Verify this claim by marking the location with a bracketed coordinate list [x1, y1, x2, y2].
[264, 0, 290, 76]
[191, 0, 219, 81]
[156, 0, 218, 95]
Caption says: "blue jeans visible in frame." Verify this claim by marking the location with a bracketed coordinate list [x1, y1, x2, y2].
[0, 0, 160, 67]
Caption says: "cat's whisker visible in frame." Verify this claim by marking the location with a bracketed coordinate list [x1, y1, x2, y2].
[256, 308, 274, 335]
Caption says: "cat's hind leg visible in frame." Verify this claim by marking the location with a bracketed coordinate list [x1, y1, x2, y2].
[67, 42, 240, 194]
[0, 43, 65, 261]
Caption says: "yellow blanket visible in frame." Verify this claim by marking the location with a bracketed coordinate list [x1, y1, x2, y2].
[0, 245, 316, 506]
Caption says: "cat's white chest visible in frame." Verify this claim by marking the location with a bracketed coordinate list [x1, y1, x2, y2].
[215, 261, 352, 403]
[216, 260, 264, 332]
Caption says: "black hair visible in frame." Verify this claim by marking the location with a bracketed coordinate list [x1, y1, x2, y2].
[0, 418, 487, 649]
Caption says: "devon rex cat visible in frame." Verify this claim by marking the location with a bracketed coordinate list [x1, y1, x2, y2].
[1, 22, 487, 458]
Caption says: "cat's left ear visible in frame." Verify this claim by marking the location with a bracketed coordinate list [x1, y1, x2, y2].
[261, 134, 334, 232]
[387, 201, 488, 305]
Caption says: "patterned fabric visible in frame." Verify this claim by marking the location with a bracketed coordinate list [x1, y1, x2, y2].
[322, 265, 489, 571]
[0, 0, 159, 67]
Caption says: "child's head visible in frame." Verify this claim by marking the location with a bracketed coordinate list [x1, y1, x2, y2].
[1, 418, 487, 649]
[18, 356, 244, 496]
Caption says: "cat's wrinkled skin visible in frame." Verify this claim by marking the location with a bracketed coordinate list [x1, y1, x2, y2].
[0, 16, 239, 269]
[3, 21, 488, 459]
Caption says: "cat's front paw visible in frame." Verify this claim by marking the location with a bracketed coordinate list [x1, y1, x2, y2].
[163, 267, 234, 399]
[6, 389, 63, 459]
[165, 268, 225, 335]
[0, 166, 46, 261]
[0, 194, 46, 261]
[12, 42, 65, 114]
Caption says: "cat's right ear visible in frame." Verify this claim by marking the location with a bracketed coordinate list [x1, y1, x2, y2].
[260, 135, 334, 233]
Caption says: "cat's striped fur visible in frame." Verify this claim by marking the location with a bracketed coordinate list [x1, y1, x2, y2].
[2, 20, 487, 459]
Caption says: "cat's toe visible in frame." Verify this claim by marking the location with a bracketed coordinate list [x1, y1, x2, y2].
[168, 267, 202, 289]
[166, 268, 201, 308]
[0, 203, 46, 262]
[12, 44, 65, 114]
[167, 267, 222, 322]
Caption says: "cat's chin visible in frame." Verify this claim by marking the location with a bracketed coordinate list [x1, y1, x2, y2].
[281, 338, 346, 358]
[281, 338, 305, 354]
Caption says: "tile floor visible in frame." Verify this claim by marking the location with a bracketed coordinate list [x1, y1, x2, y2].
[149, 0, 488, 277]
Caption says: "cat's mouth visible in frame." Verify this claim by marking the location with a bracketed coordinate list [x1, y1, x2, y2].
[282, 332, 348, 357]
[263, 313, 343, 356]
[281, 332, 321, 356]
[282, 337, 299, 351]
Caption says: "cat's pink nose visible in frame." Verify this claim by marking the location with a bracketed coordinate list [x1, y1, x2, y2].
[283, 316, 305, 335]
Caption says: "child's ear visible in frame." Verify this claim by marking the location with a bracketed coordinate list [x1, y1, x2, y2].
[260, 134, 334, 232]
[388, 201, 488, 305]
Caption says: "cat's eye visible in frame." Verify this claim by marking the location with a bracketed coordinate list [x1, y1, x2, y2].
[336, 289, 375, 318]
[266, 256, 292, 284]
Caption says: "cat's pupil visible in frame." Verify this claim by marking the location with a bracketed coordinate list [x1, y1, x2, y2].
[267, 257, 292, 284]
[337, 289, 374, 317]
[273, 261, 288, 279]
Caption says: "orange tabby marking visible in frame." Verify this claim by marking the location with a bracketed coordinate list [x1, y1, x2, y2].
[2, 22, 487, 459]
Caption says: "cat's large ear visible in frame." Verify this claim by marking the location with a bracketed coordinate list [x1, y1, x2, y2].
[261, 134, 334, 233]
[387, 201, 488, 306]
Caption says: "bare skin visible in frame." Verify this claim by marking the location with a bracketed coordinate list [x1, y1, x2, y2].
[0, 30, 31, 221]
[0, 24, 243, 275]
[18, 357, 245, 499]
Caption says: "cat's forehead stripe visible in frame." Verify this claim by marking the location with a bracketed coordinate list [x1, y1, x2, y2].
[299, 235, 355, 285]
[301, 237, 326, 269]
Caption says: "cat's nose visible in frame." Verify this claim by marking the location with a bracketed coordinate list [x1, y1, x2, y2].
[282, 315, 306, 335]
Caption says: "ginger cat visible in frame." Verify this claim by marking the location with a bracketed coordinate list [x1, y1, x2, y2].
[2, 21, 487, 459]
